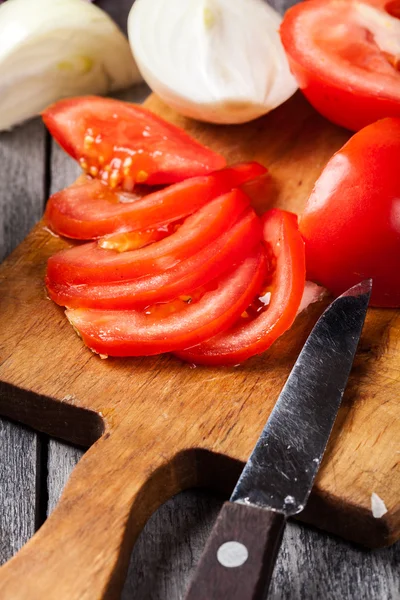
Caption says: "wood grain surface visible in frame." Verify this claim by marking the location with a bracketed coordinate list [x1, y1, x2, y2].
[0, 85, 399, 599]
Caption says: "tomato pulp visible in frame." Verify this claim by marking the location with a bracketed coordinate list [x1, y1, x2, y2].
[300, 118, 400, 307]
[280, 0, 400, 130]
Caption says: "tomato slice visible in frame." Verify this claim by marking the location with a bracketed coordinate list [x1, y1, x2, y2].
[299, 117, 400, 307]
[44, 162, 267, 239]
[65, 246, 265, 356]
[42, 96, 226, 189]
[280, 0, 400, 130]
[176, 209, 305, 365]
[46, 189, 250, 285]
[46, 206, 261, 309]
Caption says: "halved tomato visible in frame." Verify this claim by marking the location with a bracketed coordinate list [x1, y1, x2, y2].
[280, 0, 400, 130]
[46, 189, 249, 285]
[44, 162, 267, 239]
[177, 209, 305, 365]
[46, 206, 261, 309]
[42, 96, 226, 189]
[299, 117, 400, 307]
[65, 246, 266, 356]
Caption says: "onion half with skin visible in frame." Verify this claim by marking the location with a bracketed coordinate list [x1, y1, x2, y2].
[128, 0, 298, 125]
[0, 0, 142, 131]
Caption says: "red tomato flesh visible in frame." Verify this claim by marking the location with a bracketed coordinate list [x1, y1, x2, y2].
[280, 0, 400, 130]
[46, 189, 249, 285]
[65, 246, 266, 356]
[98, 226, 177, 253]
[42, 96, 226, 189]
[46, 206, 262, 310]
[177, 209, 305, 365]
[299, 118, 400, 307]
[44, 162, 267, 239]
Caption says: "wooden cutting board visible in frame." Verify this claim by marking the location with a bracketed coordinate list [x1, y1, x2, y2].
[0, 92, 399, 600]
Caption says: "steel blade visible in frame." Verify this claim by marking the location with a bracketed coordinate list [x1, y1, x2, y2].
[231, 280, 372, 516]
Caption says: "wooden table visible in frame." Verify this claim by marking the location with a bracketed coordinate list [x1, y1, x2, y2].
[0, 1, 399, 598]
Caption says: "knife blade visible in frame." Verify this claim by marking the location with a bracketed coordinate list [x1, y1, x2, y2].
[184, 280, 371, 600]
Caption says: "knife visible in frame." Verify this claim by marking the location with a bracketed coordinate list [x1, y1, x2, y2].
[184, 279, 372, 600]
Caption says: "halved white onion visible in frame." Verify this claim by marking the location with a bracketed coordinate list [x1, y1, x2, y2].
[0, 0, 142, 131]
[128, 0, 298, 124]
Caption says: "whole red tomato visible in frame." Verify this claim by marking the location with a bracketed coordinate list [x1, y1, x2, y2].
[299, 118, 400, 307]
[280, 0, 400, 131]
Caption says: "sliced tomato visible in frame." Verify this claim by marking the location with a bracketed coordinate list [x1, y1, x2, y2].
[46, 207, 261, 309]
[280, 0, 400, 131]
[65, 246, 265, 356]
[44, 162, 267, 239]
[42, 96, 226, 189]
[46, 189, 249, 285]
[176, 209, 305, 365]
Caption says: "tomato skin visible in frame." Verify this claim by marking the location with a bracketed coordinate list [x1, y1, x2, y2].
[44, 162, 267, 239]
[46, 206, 262, 309]
[42, 96, 226, 187]
[283, 56, 400, 132]
[299, 118, 400, 307]
[177, 209, 305, 365]
[65, 247, 266, 356]
[46, 189, 250, 285]
[280, 0, 400, 131]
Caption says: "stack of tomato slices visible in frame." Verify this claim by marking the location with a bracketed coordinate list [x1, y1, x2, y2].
[44, 97, 306, 365]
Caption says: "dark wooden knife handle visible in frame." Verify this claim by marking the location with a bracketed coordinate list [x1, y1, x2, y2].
[184, 502, 286, 600]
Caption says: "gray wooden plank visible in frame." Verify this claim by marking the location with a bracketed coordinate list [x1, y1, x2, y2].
[0, 117, 47, 565]
[270, 523, 400, 600]
[47, 441, 83, 516]
[122, 491, 222, 600]
[0, 420, 40, 564]
[0, 118, 47, 262]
